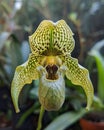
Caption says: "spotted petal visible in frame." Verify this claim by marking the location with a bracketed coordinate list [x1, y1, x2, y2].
[29, 20, 75, 56]
[63, 55, 94, 110]
[11, 53, 40, 113]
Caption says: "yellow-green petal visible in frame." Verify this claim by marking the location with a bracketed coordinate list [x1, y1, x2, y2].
[29, 20, 75, 56]
[64, 55, 94, 110]
[11, 54, 40, 113]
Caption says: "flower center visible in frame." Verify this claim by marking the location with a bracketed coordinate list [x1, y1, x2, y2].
[46, 64, 58, 80]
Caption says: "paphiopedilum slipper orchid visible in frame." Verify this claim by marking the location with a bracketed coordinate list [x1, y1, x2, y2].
[11, 20, 94, 113]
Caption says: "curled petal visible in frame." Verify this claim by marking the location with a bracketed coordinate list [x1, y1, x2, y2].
[64, 55, 94, 110]
[11, 54, 40, 113]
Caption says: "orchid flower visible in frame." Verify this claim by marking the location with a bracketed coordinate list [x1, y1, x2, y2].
[11, 20, 94, 113]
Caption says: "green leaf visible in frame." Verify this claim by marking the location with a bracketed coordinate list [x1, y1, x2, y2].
[89, 50, 104, 101]
[44, 109, 87, 130]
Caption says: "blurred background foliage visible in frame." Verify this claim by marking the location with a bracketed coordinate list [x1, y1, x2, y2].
[0, 0, 104, 130]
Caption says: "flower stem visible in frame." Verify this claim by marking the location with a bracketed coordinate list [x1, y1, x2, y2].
[36, 105, 45, 130]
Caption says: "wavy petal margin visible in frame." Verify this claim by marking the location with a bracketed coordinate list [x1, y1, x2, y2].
[11, 54, 40, 112]
[64, 55, 94, 110]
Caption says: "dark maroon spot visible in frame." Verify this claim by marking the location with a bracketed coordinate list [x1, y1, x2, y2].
[52, 65, 58, 74]
[45, 64, 58, 80]
[46, 65, 58, 74]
